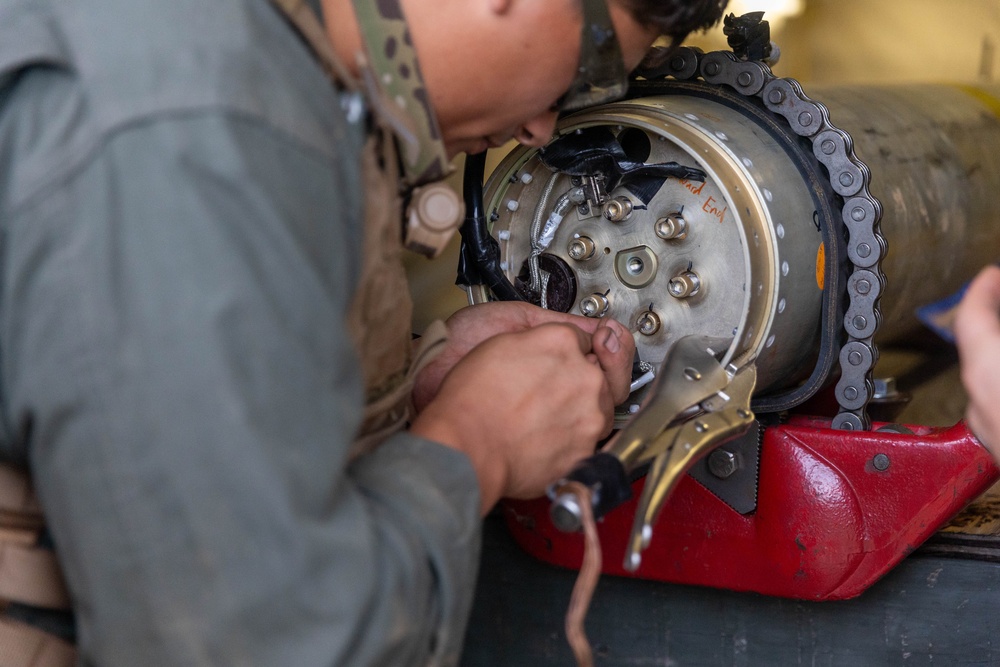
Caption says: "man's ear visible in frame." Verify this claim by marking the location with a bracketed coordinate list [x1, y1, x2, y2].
[487, 0, 514, 16]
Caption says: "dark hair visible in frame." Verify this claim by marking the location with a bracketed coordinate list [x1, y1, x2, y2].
[621, 0, 730, 42]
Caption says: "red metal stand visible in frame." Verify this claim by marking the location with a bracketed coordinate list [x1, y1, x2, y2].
[503, 418, 999, 601]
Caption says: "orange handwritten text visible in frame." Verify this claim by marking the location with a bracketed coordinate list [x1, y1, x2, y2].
[702, 196, 728, 223]
[680, 178, 706, 196]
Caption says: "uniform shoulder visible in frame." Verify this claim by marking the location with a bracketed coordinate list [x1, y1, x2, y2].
[0, 0, 352, 213]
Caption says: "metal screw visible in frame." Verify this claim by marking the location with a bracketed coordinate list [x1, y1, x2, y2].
[635, 310, 661, 336]
[708, 449, 739, 479]
[872, 377, 899, 400]
[580, 293, 610, 318]
[655, 215, 687, 240]
[669, 271, 701, 298]
[567, 236, 596, 261]
[602, 196, 634, 222]
[872, 453, 891, 472]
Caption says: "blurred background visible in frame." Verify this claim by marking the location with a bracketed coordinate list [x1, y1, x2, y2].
[405, 0, 1000, 333]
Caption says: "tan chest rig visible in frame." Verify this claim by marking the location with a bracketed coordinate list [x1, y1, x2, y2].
[268, 0, 453, 456]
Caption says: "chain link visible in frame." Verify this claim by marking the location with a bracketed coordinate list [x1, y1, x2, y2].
[655, 47, 885, 430]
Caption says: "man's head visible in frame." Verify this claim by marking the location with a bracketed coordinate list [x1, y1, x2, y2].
[400, 0, 728, 157]
[618, 0, 730, 47]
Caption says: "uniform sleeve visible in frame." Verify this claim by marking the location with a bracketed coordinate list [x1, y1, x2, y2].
[0, 69, 481, 666]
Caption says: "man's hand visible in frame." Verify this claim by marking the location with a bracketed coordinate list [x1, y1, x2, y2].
[412, 301, 634, 411]
[955, 265, 1000, 461]
[409, 302, 636, 515]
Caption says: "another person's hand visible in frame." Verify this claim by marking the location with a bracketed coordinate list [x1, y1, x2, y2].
[955, 265, 1000, 460]
[410, 304, 635, 515]
[412, 301, 633, 412]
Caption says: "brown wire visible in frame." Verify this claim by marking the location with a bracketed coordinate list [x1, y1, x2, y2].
[560, 481, 603, 667]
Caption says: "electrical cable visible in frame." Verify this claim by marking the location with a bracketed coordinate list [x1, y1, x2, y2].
[559, 481, 603, 667]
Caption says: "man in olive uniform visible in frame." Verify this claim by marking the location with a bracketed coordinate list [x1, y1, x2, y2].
[0, 0, 726, 663]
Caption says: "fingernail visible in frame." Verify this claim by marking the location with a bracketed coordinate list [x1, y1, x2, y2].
[600, 325, 621, 354]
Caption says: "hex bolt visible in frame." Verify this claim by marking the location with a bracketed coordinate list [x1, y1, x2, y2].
[635, 310, 661, 336]
[872, 453, 891, 472]
[873, 377, 899, 400]
[567, 236, 596, 261]
[668, 271, 701, 299]
[602, 196, 634, 223]
[708, 449, 739, 479]
[655, 215, 687, 240]
[579, 293, 610, 318]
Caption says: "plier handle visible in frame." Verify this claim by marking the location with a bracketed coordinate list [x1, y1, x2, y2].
[550, 335, 758, 570]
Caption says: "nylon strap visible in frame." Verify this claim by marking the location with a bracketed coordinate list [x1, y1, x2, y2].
[0, 466, 43, 533]
[0, 540, 71, 611]
[268, 0, 357, 91]
[0, 618, 75, 667]
[0, 465, 75, 666]
[0, 466, 71, 611]
[349, 0, 451, 187]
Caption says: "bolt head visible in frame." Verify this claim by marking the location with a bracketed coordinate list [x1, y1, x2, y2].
[580, 294, 608, 318]
[635, 311, 661, 336]
[872, 453, 891, 472]
[708, 449, 739, 479]
[655, 216, 687, 240]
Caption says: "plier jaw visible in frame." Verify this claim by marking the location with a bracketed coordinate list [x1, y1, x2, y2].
[549, 335, 758, 570]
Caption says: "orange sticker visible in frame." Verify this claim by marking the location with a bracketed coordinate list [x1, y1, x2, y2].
[816, 244, 826, 291]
